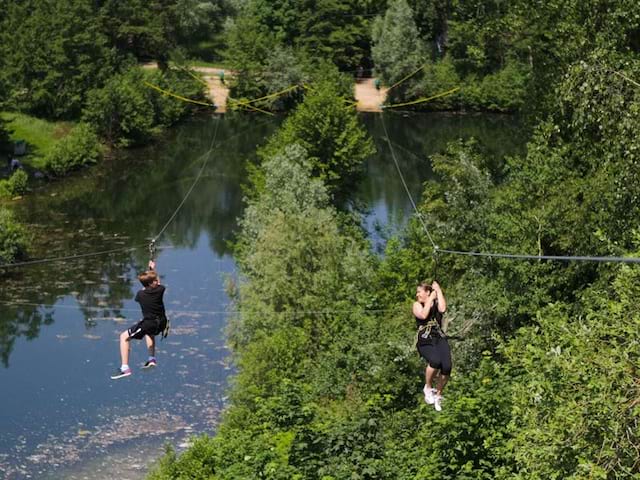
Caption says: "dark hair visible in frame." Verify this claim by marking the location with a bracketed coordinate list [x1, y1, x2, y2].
[417, 282, 433, 293]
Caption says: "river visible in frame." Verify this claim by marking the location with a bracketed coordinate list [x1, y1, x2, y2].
[0, 112, 523, 479]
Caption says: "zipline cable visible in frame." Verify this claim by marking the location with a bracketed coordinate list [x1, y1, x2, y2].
[144, 81, 217, 108]
[379, 112, 438, 253]
[383, 87, 460, 110]
[0, 299, 405, 318]
[381, 112, 640, 265]
[0, 245, 146, 269]
[385, 64, 426, 93]
[0, 113, 277, 270]
[436, 248, 640, 264]
[151, 117, 221, 243]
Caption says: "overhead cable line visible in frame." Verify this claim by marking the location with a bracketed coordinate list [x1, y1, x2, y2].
[0, 300, 404, 318]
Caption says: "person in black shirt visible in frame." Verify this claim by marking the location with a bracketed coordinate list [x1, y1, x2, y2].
[413, 280, 450, 411]
[111, 260, 168, 380]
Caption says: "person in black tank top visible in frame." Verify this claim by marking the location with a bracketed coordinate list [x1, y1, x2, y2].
[413, 280, 451, 411]
[110, 260, 168, 380]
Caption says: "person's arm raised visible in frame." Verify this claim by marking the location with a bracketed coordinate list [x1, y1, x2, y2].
[432, 281, 447, 312]
[413, 291, 437, 319]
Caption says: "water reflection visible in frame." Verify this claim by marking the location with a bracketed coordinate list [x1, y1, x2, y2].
[358, 112, 525, 249]
[1, 114, 280, 367]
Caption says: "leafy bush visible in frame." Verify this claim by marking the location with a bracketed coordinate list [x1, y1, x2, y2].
[473, 62, 529, 112]
[0, 207, 29, 264]
[146, 67, 208, 127]
[413, 57, 462, 110]
[258, 76, 375, 203]
[413, 59, 528, 112]
[0, 169, 28, 197]
[43, 123, 102, 176]
[83, 66, 205, 147]
[82, 67, 157, 147]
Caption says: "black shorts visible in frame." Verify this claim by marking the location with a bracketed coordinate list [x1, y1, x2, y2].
[417, 336, 452, 375]
[127, 316, 167, 340]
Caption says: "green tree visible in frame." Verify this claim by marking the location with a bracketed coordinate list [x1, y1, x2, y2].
[259, 73, 375, 203]
[44, 123, 103, 176]
[0, 0, 115, 118]
[0, 207, 29, 264]
[501, 264, 640, 479]
[82, 68, 157, 147]
[371, 0, 427, 87]
[98, 0, 178, 65]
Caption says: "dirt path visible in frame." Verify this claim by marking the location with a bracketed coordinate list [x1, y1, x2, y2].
[144, 64, 386, 113]
[353, 78, 388, 112]
[192, 67, 230, 113]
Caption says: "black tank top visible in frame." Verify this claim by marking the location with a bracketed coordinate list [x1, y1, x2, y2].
[415, 300, 443, 333]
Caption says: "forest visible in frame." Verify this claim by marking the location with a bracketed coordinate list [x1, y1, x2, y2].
[1, 1, 640, 479]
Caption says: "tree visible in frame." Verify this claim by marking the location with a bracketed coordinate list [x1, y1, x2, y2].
[501, 264, 640, 479]
[0, 0, 115, 118]
[98, 0, 178, 65]
[371, 0, 427, 88]
[259, 72, 375, 203]
[0, 208, 29, 264]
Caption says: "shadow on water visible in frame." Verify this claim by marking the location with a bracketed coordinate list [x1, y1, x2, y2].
[0, 111, 524, 479]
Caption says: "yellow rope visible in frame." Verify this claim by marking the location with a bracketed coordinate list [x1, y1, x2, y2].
[386, 64, 426, 92]
[180, 67, 209, 87]
[144, 81, 216, 108]
[228, 97, 275, 116]
[228, 84, 300, 107]
[383, 87, 460, 109]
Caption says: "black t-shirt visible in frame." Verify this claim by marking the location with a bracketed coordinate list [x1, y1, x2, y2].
[135, 284, 166, 320]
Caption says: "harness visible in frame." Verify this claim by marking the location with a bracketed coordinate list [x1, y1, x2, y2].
[150, 315, 170, 340]
[417, 318, 446, 341]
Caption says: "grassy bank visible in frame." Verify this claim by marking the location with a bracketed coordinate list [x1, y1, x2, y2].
[0, 112, 74, 170]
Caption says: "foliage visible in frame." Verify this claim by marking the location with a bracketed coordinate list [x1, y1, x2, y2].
[82, 67, 204, 147]
[0, 169, 28, 198]
[98, 0, 178, 64]
[0, 207, 29, 264]
[258, 74, 375, 203]
[82, 68, 157, 147]
[224, 0, 377, 98]
[228, 0, 375, 71]
[43, 123, 102, 176]
[0, 0, 116, 118]
[371, 0, 427, 98]
[173, 0, 232, 56]
[501, 265, 640, 479]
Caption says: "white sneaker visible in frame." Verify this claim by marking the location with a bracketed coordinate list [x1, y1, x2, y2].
[423, 385, 436, 405]
[434, 394, 443, 412]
